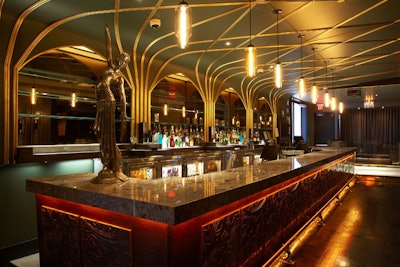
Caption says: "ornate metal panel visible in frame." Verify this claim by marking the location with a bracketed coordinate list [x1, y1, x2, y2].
[80, 217, 133, 266]
[201, 154, 355, 267]
[201, 210, 242, 267]
[39, 206, 81, 267]
[38, 206, 133, 266]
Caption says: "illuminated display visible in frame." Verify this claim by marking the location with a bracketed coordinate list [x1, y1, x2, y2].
[207, 160, 221, 172]
[253, 155, 262, 164]
[130, 168, 154, 180]
[187, 161, 204, 177]
[162, 165, 182, 178]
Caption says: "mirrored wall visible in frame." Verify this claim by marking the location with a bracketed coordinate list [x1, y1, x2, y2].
[17, 47, 131, 146]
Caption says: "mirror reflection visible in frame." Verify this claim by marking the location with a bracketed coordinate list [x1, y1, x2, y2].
[18, 46, 131, 145]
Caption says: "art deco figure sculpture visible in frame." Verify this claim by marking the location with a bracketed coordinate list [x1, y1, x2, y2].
[91, 25, 130, 184]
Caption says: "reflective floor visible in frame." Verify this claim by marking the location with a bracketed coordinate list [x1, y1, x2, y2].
[287, 176, 400, 267]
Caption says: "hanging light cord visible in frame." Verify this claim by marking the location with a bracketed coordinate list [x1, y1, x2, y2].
[325, 61, 328, 87]
[300, 35, 303, 76]
[249, 0, 252, 45]
[313, 48, 316, 84]
[276, 11, 279, 61]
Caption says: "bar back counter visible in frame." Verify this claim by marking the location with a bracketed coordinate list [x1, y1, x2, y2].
[27, 147, 356, 267]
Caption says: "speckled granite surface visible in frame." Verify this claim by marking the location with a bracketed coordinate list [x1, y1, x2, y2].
[26, 147, 355, 225]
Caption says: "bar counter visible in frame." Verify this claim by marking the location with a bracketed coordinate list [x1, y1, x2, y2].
[27, 147, 356, 267]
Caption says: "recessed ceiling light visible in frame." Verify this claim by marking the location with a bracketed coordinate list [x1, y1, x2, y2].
[225, 41, 231, 46]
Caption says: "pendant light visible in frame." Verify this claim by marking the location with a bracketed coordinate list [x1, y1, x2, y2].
[331, 95, 337, 111]
[175, 1, 192, 49]
[273, 9, 282, 88]
[330, 68, 336, 111]
[324, 61, 330, 108]
[339, 101, 344, 114]
[311, 47, 318, 104]
[298, 34, 305, 98]
[324, 90, 330, 108]
[245, 0, 257, 77]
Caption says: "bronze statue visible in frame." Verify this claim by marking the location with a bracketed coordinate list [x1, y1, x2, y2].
[91, 25, 130, 184]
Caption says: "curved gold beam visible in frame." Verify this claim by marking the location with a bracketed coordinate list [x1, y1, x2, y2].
[195, 4, 248, 100]
[0, 0, 5, 19]
[113, 0, 133, 84]
[3, 0, 50, 164]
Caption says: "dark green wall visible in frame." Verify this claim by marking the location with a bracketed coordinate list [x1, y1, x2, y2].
[0, 159, 94, 249]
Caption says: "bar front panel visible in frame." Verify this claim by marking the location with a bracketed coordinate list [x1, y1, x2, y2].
[200, 154, 355, 267]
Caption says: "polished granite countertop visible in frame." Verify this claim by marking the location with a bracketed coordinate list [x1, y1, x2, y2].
[26, 147, 355, 225]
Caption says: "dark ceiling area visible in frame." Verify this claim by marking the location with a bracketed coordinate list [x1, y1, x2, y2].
[3, 0, 399, 109]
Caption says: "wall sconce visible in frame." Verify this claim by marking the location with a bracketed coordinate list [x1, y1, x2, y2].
[31, 86, 37, 105]
[164, 103, 168, 116]
[182, 81, 187, 117]
[175, 1, 192, 49]
[363, 91, 374, 108]
[71, 93, 77, 108]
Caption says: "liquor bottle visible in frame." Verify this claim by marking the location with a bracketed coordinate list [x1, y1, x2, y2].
[176, 135, 182, 147]
[189, 134, 194, 146]
[185, 132, 189, 147]
[170, 134, 175, 147]
[158, 126, 163, 144]
[162, 134, 168, 149]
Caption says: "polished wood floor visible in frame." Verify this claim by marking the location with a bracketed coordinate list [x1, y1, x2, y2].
[286, 175, 400, 267]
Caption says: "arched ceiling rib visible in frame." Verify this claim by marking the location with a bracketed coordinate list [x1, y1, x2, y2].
[2, 0, 399, 108]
